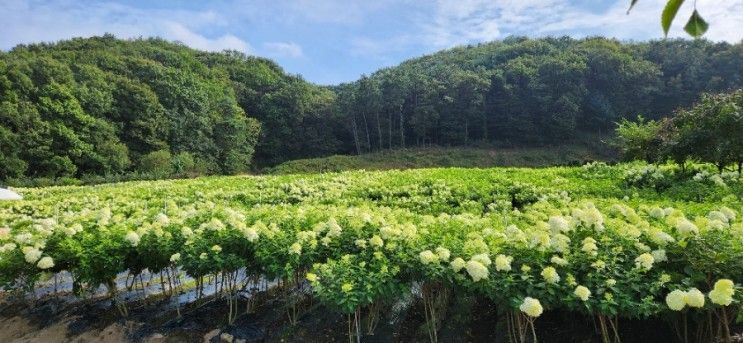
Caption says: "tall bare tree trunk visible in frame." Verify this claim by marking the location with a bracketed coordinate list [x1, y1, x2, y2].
[483, 112, 488, 142]
[361, 110, 371, 152]
[464, 118, 469, 145]
[351, 115, 361, 155]
[375, 111, 383, 151]
[399, 105, 405, 149]
[388, 110, 393, 150]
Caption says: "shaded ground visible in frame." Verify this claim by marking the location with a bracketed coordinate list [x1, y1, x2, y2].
[3, 287, 739, 343]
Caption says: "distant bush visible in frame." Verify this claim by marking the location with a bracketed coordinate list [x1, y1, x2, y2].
[139, 150, 173, 177]
[171, 152, 196, 176]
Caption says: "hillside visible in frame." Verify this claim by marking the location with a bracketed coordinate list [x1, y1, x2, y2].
[2, 36, 743, 182]
[335, 37, 743, 152]
[0, 35, 340, 181]
[267, 145, 615, 174]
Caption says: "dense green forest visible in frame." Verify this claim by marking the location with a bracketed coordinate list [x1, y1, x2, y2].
[0, 35, 340, 181]
[339, 37, 743, 152]
[1, 35, 742, 181]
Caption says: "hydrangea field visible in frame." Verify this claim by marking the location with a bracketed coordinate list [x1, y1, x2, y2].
[1, 163, 742, 342]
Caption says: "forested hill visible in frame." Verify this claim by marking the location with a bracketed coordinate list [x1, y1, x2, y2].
[0, 35, 341, 181]
[1, 35, 743, 182]
[337, 37, 743, 153]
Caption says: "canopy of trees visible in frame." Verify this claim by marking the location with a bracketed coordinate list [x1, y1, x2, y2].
[336, 37, 743, 154]
[616, 89, 743, 174]
[0, 35, 339, 180]
[2, 35, 743, 181]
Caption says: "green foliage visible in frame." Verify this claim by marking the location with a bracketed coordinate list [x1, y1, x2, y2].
[661, 0, 685, 36]
[629, 0, 709, 38]
[171, 152, 196, 175]
[672, 90, 743, 172]
[614, 116, 663, 162]
[337, 37, 742, 154]
[0, 163, 741, 341]
[2, 35, 743, 183]
[267, 145, 611, 175]
[684, 10, 709, 37]
[0, 36, 293, 180]
[138, 150, 173, 177]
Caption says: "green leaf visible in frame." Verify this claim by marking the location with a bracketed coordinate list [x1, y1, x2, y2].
[661, 0, 685, 36]
[627, 0, 639, 14]
[683, 10, 709, 38]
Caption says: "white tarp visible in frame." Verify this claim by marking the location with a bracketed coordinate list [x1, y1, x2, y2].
[0, 188, 23, 200]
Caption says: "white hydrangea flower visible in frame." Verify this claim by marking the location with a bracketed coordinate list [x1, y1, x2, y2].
[707, 211, 729, 224]
[581, 237, 598, 255]
[651, 231, 675, 246]
[22, 246, 42, 263]
[14, 233, 32, 244]
[465, 260, 488, 282]
[450, 257, 466, 272]
[243, 227, 259, 242]
[591, 260, 606, 270]
[707, 220, 727, 230]
[495, 254, 513, 272]
[550, 255, 569, 266]
[651, 249, 667, 263]
[0, 227, 9, 240]
[435, 247, 451, 261]
[154, 213, 170, 226]
[649, 207, 666, 219]
[181, 226, 193, 237]
[289, 242, 302, 255]
[719, 207, 737, 221]
[419, 250, 439, 265]
[709, 279, 735, 306]
[352, 239, 365, 249]
[635, 242, 651, 252]
[666, 290, 687, 311]
[519, 297, 543, 317]
[321, 237, 332, 246]
[541, 266, 560, 284]
[685, 288, 705, 308]
[0, 243, 17, 253]
[548, 216, 569, 233]
[170, 253, 181, 262]
[574, 285, 591, 301]
[470, 253, 491, 266]
[326, 218, 343, 237]
[125, 231, 140, 247]
[369, 235, 384, 248]
[676, 219, 698, 235]
[36, 256, 54, 269]
[550, 233, 571, 253]
[634, 253, 654, 270]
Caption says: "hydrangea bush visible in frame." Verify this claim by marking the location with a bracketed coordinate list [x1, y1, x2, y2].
[0, 164, 741, 342]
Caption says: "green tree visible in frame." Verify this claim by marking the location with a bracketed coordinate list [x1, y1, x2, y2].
[614, 116, 663, 163]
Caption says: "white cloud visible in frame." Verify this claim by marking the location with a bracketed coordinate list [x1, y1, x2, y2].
[285, 0, 398, 25]
[421, 0, 743, 47]
[263, 41, 303, 58]
[0, 0, 251, 53]
[164, 22, 251, 53]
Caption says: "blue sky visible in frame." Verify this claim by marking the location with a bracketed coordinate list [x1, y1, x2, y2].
[1, 0, 742, 85]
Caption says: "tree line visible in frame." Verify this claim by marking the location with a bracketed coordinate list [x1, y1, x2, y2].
[336, 37, 743, 153]
[616, 88, 743, 175]
[0, 35, 341, 182]
[1, 35, 742, 182]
